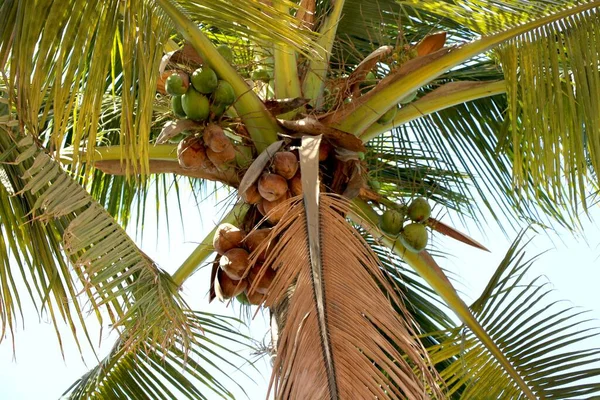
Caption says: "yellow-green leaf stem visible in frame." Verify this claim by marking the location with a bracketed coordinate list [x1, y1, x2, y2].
[350, 198, 537, 400]
[302, 0, 345, 105]
[157, 0, 279, 152]
[273, 2, 302, 101]
[60, 144, 178, 163]
[171, 203, 248, 286]
[360, 80, 507, 142]
[335, 1, 600, 135]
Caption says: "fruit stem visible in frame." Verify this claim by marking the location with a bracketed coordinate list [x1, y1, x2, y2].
[172, 202, 249, 286]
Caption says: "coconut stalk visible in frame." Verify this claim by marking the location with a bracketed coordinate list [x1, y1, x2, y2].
[272, 1, 302, 101]
[360, 80, 507, 142]
[350, 198, 537, 400]
[172, 203, 249, 286]
[157, 0, 280, 152]
[301, 0, 345, 106]
[331, 1, 600, 136]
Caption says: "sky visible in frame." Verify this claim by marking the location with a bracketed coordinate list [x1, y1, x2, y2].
[0, 184, 599, 399]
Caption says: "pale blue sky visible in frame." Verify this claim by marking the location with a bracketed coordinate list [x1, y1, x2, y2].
[0, 184, 599, 399]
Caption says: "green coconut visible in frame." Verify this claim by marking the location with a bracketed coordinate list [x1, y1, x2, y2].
[377, 105, 398, 124]
[380, 209, 404, 235]
[181, 89, 210, 122]
[251, 68, 271, 82]
[399, 90, 418, 105]
[400, 223, 428, 252]
[191, 67, 218, 94]
[369, 179, 381, 191]
[165, 72, 190, 96]
[362, 71, 378, 87]
[236, 291, 250, 305]
[213, 80, 236, 105]
[217, 45, 235, 64]
[171, 95, 187, 119]
[407, 197, 431, 222]
[210, 102, 227, 119]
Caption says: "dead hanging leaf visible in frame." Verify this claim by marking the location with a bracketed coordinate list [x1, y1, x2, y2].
[341, 162, 365, 199]
[428, 217, 490, 252]
[242, 135, 443, 399]
[237, 140, 285, 198]
[159, 42, 203, 74]
[416, 32, 447, 56]
[155, 119, 202, 144]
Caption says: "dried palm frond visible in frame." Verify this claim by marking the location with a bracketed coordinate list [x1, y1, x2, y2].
[248, 135, 443, 399]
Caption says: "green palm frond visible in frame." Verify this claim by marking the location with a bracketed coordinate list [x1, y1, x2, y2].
[1, 134, 196, 354]
[399, 0, 600, 217]
[429, 230, 600, 398]
[64, 312, 249, 400]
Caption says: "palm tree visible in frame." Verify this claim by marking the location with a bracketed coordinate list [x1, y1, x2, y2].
[1, 0, 600, 398]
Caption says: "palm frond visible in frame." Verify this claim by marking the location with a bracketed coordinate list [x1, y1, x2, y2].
[429, 230, 600, 398]
[64, 312, 249, 400]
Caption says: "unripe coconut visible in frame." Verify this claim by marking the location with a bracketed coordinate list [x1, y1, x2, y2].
[377, 105, 398, 125]
[251, 68, 271, 82]
[289, 171, 303, 196]
[213, 223, 246, 255]
[210, 103, 227, 119]
[380, 209, 404, 235]
[319, 141, 333, 161]
[203, 124, 231, 153]
[206, 144, 236, 170]
[362, 71, 378, 87]
[400, 223, 428, 253]
[215, 269, 247, 300]
[272, 151, 298, 180]
[217, 45, 234, 64]
[407, 197, 431, 222]
[258, 173, 288, 202]
[399, 90, 418, 105]
[181, 89, 210, 121]
[165, 72, 190, 96]
[241, 184, 262, 205]
[171, 95, 187, 119]
[247, 264, 276, 294]
[177, 136, 209, 169]
[262, 192, 291, 225]
[245, 289, 265, 305]
[220, 248, 250, 280]
[191, 67, 218, 94]
[369, 179, 381, 191]
[236, 291, 250, 305]
[213, 80, 235, 105]
[244, 228, 272, 262]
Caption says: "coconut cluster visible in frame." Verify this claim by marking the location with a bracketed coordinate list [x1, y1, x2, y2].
[212, 223, 277, 305]
[379, 197, 431, 253]
[175, 123, 237, 170]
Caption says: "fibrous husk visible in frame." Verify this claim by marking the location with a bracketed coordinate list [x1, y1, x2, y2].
[241, 184, 262, 204]
[203, 124, 231, 153]
[177, 136, 210, 170]
[219, 247, 250, 280]
[206, 143, 236, 170]
[215, 269, 247, 301]
[213, 223, 246, 255]
[319, 141, 332, 161]
[258, 173, 288, 202]
[257, 200, 266, 216]
[272, 151, 298, 179]
[245, 289, 265, 305]
[289, 171, 303, 196]
[247, 263, 276, 295]
[262, 192, 291, 225]
[244, 228, 272, 262]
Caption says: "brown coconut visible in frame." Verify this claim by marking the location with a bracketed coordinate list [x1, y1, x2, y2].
[245, 289, 265, 305]
[219, 247, 250, 280]
[206, 143, 236, 170]
[262, 192, 291, 225]
[215, 269, 247, 300]
[247, 263, 276, 294]
[203, 124, 231, 153]
[289, 171, 303, 196]
[241, 184, 262, 205]
[244, 228, 272, 262]
[213, 223, 246, 255]
[258, 173, 288, 202]
[256, 200, 266, 216]
[272, 151, 298, 180]
[319, 141, 333, 161]
[177, 136, 209, 169]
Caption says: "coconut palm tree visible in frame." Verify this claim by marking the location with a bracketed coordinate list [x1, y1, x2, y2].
[1, 0, 600, 398]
